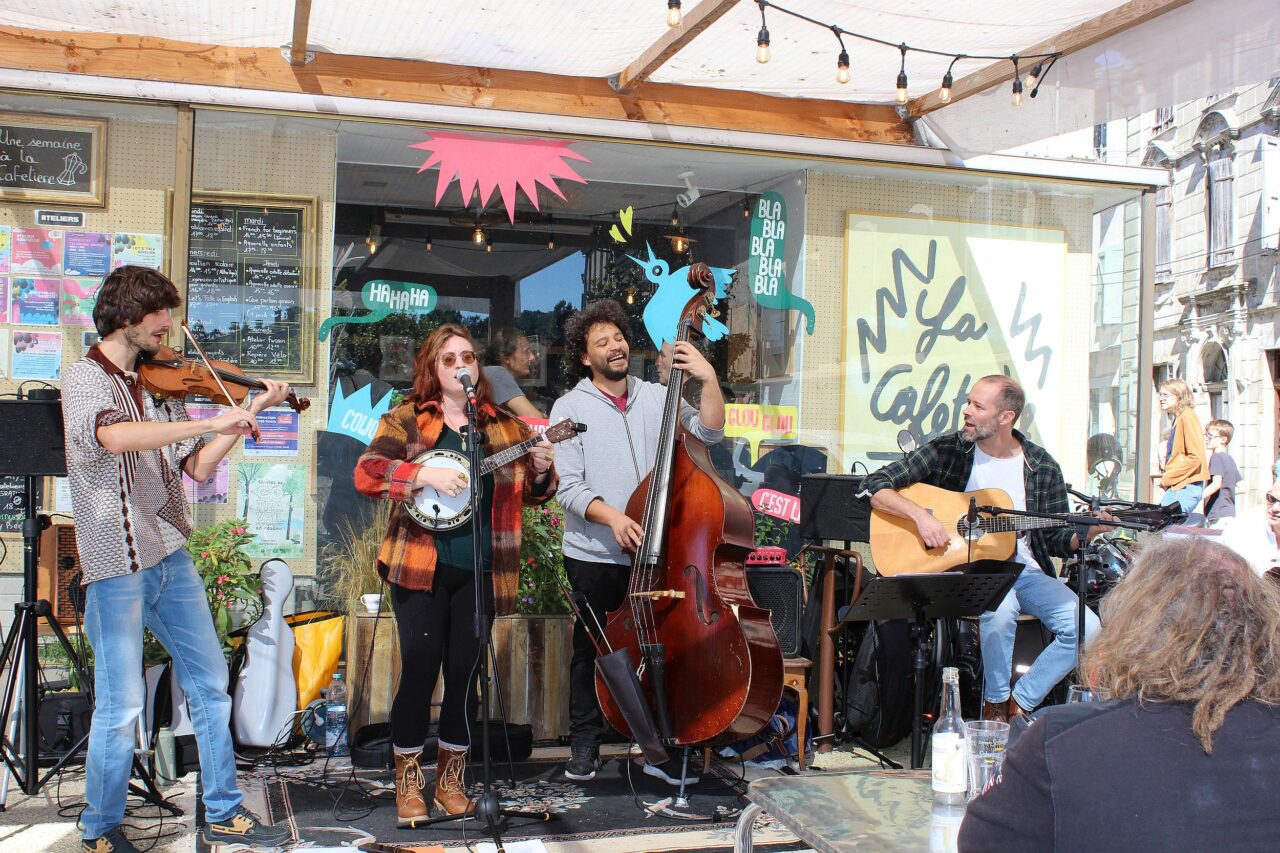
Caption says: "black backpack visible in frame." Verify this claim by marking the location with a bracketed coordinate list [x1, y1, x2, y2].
[839, 619, 913, 748]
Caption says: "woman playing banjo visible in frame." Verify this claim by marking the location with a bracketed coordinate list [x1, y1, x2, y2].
[354, 323, 556, 826]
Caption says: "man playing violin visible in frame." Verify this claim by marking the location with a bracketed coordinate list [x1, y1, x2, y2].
[861, 375, 1109, 722]
[61, 266, 292, 853]
[549, 298, 725, 785]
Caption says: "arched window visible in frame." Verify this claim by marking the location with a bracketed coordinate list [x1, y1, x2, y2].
[1203, 344, 1229, 420]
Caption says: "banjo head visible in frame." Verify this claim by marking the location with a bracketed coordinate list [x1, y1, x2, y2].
[405, 448, 472, 531]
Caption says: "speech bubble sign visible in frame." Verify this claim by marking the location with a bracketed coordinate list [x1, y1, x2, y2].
[724, 403, 799, 463]
[751, 487, 801, 524]
[318, 279, 437, 340]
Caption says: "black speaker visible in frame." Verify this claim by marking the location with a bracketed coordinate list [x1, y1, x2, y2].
[747, 566, 803, 657]
[799, 474, 870, 542]
[0, 399, 66, 476]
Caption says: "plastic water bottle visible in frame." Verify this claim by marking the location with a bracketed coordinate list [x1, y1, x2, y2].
[325, 672, 349, 757]
[155, 726, 177, 787]
[931, 666, 966, 805]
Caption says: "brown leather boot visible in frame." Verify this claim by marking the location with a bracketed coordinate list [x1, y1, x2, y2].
[1006, 697, 1028, 721]
[433, 745, 475, 816]
[982, 700, 1009, 723]
[394, 750, 430, 827]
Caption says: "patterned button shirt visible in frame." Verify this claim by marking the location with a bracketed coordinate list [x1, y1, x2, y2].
[62, 346, 204, 585]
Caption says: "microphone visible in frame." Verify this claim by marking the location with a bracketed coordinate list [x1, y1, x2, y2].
[456, 367, 478, 404]
[967, 496, 978, 531]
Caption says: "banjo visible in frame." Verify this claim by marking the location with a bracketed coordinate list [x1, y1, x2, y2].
[404, 418, 584, 531]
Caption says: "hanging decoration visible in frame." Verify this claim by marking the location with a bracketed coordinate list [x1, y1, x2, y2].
[626, 243, 732, 349]
[409, 132, 590, 222]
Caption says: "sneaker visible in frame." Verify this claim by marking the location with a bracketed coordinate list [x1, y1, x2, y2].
[82, 828, 141, 853]
[201, 805, 292, 848]
[564, 744, 601, 781]
[643, 757, 701, 786]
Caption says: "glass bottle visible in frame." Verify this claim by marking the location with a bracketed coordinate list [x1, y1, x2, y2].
[931, 666, 966, 805]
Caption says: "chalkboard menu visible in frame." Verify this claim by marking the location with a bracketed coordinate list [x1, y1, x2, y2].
[183, 194, 316, 382]
[0, 112, 107, 206]
[0, 475, 27, 535]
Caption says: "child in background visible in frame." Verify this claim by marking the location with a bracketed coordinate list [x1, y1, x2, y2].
[1202, 419, 1242, 528]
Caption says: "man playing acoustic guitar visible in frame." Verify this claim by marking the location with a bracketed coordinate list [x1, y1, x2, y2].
[861, 375, 1109, 721]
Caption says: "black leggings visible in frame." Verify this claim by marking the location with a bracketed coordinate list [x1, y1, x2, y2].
[389, 565, 493, 749]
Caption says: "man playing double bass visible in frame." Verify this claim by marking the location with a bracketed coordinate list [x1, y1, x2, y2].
[549, 298, 726, 784]
[861, 375, 1109, 721]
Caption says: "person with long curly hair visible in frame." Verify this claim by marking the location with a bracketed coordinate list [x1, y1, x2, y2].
[960, 536, 1280, 852]
[354, 324, 556, 825]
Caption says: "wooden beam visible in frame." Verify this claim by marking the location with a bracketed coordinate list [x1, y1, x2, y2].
[289, 0, 313, 66]
[613, 0, 741, 92]
[910, 0, 1193, 115]
[0, 26, 912, 144]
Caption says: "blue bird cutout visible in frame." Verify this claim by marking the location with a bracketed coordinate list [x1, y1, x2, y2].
[625, 243, 733, 349]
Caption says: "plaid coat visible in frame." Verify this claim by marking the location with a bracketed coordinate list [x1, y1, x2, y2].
[354, 399, 556, 616]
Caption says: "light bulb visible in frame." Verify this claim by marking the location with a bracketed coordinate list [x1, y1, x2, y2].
[425, 236, 433, 252]
[1011, 77, 1024, 108]
[895, 70, 909, 105]
[939, 71, 953, 104]
[1027, 62, 1042, 92]
[547, 235, 556, 250]
[756, 27, 771, 64]
[670, 205, 680, 227]
[626, 287, 636, 305]
[836, 50, 850, 85]
[485, 239, 493, 253]
[472, 226, 485, 244]
[666, 0, 682, 28]
[673, 235, 688, 254]
[742, 200, 752, 218]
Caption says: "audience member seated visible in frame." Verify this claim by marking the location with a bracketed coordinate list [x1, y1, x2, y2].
[959, 536, 1280, 853]
[1218, 478, 1280, 580]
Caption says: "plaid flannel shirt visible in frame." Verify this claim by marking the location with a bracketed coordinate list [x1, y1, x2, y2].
[860, 429, 1075, 574]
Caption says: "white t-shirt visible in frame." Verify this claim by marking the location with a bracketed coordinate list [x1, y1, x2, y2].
[965, 445, 1043, 571]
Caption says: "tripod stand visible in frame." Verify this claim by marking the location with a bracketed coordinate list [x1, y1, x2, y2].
[0, 397, 178, 814]
[415, 394, 551, 844]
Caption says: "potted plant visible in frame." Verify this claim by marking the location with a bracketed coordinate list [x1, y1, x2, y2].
[187, 519, 264, 647]
[493, 500, 574, 741]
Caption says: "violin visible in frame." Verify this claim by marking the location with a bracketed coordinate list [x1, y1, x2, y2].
[138, 345, 311, 414]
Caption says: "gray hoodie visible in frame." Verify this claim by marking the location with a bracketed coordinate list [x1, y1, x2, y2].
[549, 375, 725, 564]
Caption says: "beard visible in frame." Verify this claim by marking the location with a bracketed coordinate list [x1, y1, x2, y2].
[961, 419, 999, 443]
[124, 326, 162, 356]
[600, 361, 629, 382]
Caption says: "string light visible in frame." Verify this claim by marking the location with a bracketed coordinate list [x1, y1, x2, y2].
[895, 44, 909, 105]
[425, 230, 433, 252]
[748, 0, 1059, 109]
[670, 203, 680, 227]
[547, 215, 556, 250]
[1010, 58, 1024, 108]
[666, 0, 681, 28]
[485, 236, 493, 253]
[626, 287, 636, 305]
[742, 198, 753, 218]
[755, 1, 771, 64]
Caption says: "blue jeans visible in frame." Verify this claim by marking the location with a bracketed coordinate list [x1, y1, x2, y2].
[980, 564, 1099, 711]
[81, 548, 241, 839]
[1162, 482, 1204, 516]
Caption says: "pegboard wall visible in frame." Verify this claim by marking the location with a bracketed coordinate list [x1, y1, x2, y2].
[0, 99, 179, 575]
[802, 170, 1096, 480]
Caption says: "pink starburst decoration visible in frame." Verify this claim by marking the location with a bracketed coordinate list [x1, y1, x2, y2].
[410, 132, 590, 222]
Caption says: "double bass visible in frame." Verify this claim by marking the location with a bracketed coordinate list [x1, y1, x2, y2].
[595, 264, 783, 747]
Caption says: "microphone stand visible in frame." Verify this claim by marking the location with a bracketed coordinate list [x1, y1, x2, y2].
[974, 504, 1149, 674]
[418, 392, 551, 846]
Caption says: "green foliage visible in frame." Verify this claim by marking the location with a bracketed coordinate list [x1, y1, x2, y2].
[187, 519, 264, 646]
[517, 500, 570, 615]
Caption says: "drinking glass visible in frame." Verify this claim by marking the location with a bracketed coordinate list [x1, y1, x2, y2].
[964, 720, 1009, 801]
[1066, 685, 1111, 703]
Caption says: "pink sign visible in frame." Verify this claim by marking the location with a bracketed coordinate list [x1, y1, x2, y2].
[751, 487, 801, 524]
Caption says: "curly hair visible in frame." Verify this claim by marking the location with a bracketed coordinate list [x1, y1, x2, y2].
[410, 323, 493, 416]
[1081, 536, 1280, 753]
[93, 265, 182, 338]
[562, 299, 632, 381]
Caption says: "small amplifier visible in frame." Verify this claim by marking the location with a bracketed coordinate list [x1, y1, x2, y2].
[747, 565, 804, 657]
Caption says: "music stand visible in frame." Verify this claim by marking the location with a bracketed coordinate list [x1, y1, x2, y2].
[0, 397, 178, 815]
[836, 566, 1020, 769]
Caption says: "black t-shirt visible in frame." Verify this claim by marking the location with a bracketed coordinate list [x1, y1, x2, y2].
[1205, 451, 1242, 522]
[958, 698, 1280, 852]
[432, 427, 494, 571]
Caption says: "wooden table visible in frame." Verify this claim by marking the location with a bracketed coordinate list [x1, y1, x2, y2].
[734, 769, 962, 852]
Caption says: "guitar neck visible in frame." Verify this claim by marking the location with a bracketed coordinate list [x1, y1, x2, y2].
[478, 434, 541, 476]
[979, 516, 1073, 534]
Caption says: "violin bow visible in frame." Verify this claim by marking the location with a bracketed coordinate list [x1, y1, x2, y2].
[179, 320, 259, 439]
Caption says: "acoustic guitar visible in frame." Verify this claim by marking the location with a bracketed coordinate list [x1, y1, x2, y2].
[870, 482, 1074, 575]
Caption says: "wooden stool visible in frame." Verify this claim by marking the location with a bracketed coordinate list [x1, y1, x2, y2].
[703, 656, 813, 772]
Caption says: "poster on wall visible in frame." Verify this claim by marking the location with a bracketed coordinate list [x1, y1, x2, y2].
[243, 408, 300, 457]
[11, 227, 63, 276]
[0, 278, 8, 324]
[0, 226, 10, 272]
[238, 462, 305, 558]
[184, 457, 230, 505]
[10, 278, 60, 325]
[0, 113, 107, 207]
[59, 277, 101, 326]
[63, 231, 112, 277]
[842, 211, 1067, 472]
[0, 329, 9, 378]
[11, 329, 63, 379]
[111, 233, 163, 270]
